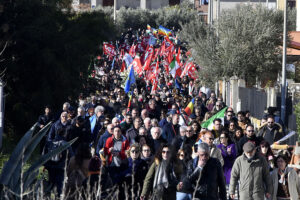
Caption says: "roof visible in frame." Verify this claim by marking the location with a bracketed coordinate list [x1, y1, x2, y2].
[287, 31, 300, 56]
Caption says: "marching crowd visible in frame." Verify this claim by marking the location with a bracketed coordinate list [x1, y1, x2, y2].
[37, 27, 300, 200]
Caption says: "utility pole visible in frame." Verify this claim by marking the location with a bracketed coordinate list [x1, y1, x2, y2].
[281, 0, 287, 124]
[208, 0, 213, 24]
[113, 0, 117, 22]
[0, 81, 3, 150]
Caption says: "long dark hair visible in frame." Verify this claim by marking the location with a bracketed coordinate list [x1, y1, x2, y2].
[259, 140, 274, 158]
[155, 144, 173, 162]
[220, 130, 233, 145]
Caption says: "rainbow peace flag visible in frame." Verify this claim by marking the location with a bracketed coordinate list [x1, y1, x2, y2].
[184, 98, 195, 116]
[158, 25, 172, 36]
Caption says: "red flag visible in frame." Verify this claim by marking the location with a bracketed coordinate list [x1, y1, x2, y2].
[176, 47, 181, 65]
[121, 61, 126, 72]
[129, 44, 136, 57]
[160, 41, 166, 56]
[181, 62, 197, 80]
[130, 56, 143, 76]
[150, 60, 159, 93]
[145, 62, 157, 81]
[143, 53, 152, 71]
[103, 43, 116, 57]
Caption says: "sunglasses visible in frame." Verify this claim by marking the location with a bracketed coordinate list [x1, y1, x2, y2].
[131, 150, 139, 153]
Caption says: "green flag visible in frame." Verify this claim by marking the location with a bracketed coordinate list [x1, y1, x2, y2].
[201, 107, 227, 130]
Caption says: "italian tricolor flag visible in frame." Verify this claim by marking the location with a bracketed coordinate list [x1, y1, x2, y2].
[201, 107, 227, 130]
[169, 57, 181, 78]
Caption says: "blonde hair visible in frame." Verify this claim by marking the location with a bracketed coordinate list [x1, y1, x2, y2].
[126, 143, 141, 158]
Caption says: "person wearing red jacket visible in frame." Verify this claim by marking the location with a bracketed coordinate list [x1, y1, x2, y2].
[104, 126, 130, 167]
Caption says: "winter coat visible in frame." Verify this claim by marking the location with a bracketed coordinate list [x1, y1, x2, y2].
[182, 157, 226, 200]
[126, 127, 139, 145]
[270, 167, 300, 200]
[122, 158, 149, 196]
[141, 160, 177, 200]
[96, 130, 111, 156]
[217, 143, 237, 184]
[162, 122, 180, 144]
[257, 123, 285, 145]
[47, 119, 71, 142]
[237, 135, 262, 155]
[210, 144, 224, 167]
[229, 153, 272, 200]
[104, 135, 130, 165]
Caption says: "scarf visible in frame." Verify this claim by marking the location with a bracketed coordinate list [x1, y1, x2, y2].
[278, 168, 288, 185]
[153, 160, 169, 190]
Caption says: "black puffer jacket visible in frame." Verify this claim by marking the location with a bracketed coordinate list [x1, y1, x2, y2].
[182, 157, 226, 200]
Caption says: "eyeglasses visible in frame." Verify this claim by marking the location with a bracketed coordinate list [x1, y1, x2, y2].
[186, 130, 193, 132]
[267, 122, 274, 124]
[162, 150, 170, 154]
[247, 130, 254, 132]
[131, 150, 139, 153]
[199, 153, 208, 157]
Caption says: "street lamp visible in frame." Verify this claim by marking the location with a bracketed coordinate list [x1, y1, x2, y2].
[281, 0, 287, 123]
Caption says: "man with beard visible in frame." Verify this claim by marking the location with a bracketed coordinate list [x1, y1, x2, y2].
[237, 124, 262, 155]
[229, 142, 272, 200]
[257, 115, 284, 145]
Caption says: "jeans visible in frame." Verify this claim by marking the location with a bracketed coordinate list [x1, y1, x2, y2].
[176, 192, 192, 200]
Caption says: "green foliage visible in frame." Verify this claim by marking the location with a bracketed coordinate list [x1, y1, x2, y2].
[180, 4, 286, 86]
[1, 0, 116, 134]
[96, 1, 201, 34]
[295, 101, 300, 142]
[0, 123, 77, 198]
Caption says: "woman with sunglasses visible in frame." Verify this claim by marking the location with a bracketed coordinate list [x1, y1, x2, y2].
[140, 144, 177, 200]
[217, 130, 237, 199]
[123, 143, 148, 199]
[270, 155, 300, 200]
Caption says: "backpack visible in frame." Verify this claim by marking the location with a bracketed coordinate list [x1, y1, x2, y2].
[48, 140, 66, 162]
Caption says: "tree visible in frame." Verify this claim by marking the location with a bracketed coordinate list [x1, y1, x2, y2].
[181, 5, 291, 86]
[1, 0, 116, 134]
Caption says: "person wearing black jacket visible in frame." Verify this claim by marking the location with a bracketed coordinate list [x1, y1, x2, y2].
[179, 143, 226, 200]
[66, 116, 91, 152]
[237, 124, 262, 155]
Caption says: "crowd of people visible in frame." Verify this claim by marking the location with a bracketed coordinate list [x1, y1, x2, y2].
[37, 27, 300, 200]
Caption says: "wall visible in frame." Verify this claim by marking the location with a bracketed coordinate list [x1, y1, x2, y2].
[238, 87, 268, 119]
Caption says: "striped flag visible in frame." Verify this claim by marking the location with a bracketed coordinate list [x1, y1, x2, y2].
[201, 107, 227, 130]
[169, 57, 181, 78]
[184, 98, 195, 116]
